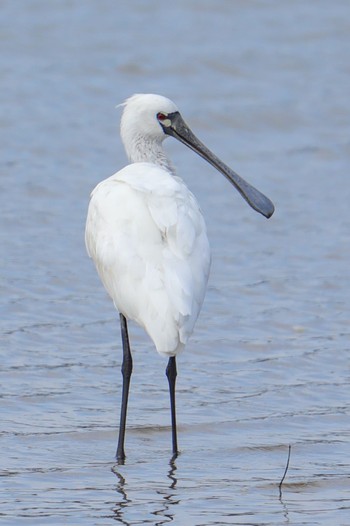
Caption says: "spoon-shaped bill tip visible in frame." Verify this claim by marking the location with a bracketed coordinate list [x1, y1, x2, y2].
[162, 112, 275, 219]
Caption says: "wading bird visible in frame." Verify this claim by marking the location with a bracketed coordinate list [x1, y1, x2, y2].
[85, 94, 274, 462]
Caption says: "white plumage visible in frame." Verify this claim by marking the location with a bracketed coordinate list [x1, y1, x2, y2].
[85, 160, 210, 356]
[85, 93, 274, 460]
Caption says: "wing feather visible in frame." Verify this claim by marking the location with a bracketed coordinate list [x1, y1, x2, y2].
[85, 162, 211, 356]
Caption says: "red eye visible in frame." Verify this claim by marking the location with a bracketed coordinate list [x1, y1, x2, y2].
[157, 112, 167, 121]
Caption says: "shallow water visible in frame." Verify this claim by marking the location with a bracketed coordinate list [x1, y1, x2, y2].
[1, 1, 350, 525]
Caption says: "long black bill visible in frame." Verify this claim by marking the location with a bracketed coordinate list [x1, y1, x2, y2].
[161, 112, 274, 219]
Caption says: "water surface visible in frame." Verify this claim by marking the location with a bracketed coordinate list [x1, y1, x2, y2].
[1, 1, 350, 524]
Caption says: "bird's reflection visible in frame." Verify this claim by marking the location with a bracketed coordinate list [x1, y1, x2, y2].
[167, 456, 178, 490]
[111, 467, 131, 525]
[152, 456, 179, 524]
[111, 455, 180, 525]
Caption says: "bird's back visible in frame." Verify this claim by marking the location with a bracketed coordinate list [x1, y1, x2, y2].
[85, 162, 211, 356]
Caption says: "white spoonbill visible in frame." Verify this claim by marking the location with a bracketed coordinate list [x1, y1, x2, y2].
[85, 93, 274, 462]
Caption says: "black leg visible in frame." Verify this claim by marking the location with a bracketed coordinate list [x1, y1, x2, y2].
[116, 313, 133, 463]
[166, 356, 179, 458]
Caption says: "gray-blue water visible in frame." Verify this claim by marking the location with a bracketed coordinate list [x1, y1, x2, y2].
[1, 1, 350, 524]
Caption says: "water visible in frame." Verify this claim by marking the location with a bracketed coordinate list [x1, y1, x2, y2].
[1, 1, 350, 524]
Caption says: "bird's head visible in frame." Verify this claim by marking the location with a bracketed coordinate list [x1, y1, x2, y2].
[119, 93, 274, 219]
[120, 93, 179, 145]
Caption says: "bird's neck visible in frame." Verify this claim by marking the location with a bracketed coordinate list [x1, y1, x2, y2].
[126, 135, 176, 174]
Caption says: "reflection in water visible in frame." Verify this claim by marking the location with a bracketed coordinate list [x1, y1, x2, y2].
[153, 458, 179, 524]
[111, 468, 131, 525]
[111, 457, 179, 525]
[167, 457, 178, 490]
[279, 495, 290, 524]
